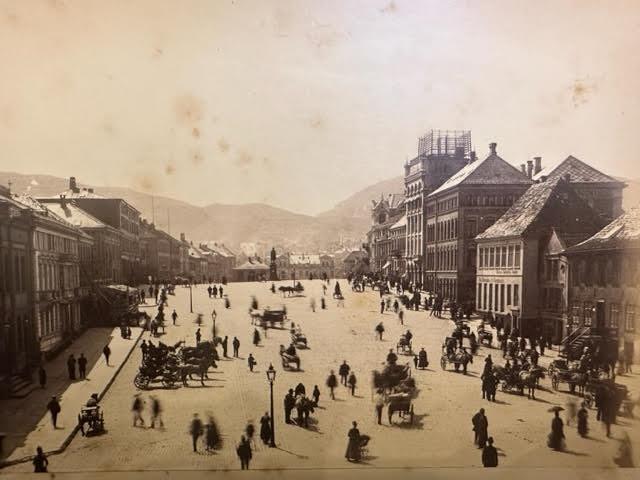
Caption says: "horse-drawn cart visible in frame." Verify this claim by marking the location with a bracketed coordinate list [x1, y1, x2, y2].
[440, 338, 472, 373]
[396, 334, 412, 355]
[250, 307, 288, 329]
[78, 405, 105, 436]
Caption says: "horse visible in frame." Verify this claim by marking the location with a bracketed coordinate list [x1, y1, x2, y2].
[294, 396, 315, 428]
[279, 345, 300, 370]
[278, 286, 295, 297]
[518, 368, 546, 399]
[568, 372, 589, 396]
[451, 350, 473, 374]
[180, 356, 217, 387]
[372, 363, 411, 393]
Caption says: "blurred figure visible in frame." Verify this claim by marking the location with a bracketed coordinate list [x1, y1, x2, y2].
[150, 395, 163, 428]
[33, 446, 48, 473]
[577, 402, 588, 437]
[190, 413, 203, 452]
[482, 437, 498, 467]
[260, 412, 272, 445]
[614, 432, 634, 467]
[565, 398, 577, 426]
[237, 435, 252, 469]
[132, 394, 145, 427]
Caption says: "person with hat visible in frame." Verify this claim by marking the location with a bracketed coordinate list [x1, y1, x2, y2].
[284, 388, 296, 424]
[482, 437, 498, 467]
[472, 408, 489, 448]
[47, 396, 61, 428]
[577, 402, 589, 437]
[132, 394, 145, 427]
[547, 407, 565, 451]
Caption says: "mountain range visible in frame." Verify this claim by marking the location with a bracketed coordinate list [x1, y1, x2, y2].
[0, 171, 637, 254]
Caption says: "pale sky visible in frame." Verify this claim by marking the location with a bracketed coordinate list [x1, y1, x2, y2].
[1, 0, 638, 215]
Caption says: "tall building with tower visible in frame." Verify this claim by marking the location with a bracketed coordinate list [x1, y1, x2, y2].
[404, 130, 473, 286]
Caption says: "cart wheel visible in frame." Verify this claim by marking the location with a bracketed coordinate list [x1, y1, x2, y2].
[134, 373, 149, 389]
[440, 357, 446, 370]
[409, 405, 414, 424]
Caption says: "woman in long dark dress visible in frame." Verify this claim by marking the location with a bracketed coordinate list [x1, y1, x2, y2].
[577, 403, 589, 437]
[547, 410, 565, 451]
[260, 413, 272, 445]
[33, 446, 48, 473]
[345, 421, 361, 462]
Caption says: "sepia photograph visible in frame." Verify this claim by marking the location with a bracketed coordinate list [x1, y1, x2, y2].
[0, 1, 639, 478]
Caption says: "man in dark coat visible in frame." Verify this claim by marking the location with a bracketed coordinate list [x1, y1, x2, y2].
[472, 408, 489, 448]
[284, 389, 296, 424]
[38, 366, 47, 389]
[327, 370, 338, 399]
[47, 396, 61, 428]
[482, 437, 498, 467]
[237, 436, 252, 469]
[339, 361, 350, 386]
[232, 337, 240, 357]
[67, 354, 76, 380]
[222, 336, 229, 357]
[103, 344, 111, 366]
[78, 353, 88, 379]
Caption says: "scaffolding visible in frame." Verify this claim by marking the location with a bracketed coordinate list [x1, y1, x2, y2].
[418, 130, 472, 157]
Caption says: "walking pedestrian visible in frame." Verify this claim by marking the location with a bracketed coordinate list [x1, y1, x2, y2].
[312, 385, 320, 406]
[219, 286, 224, 298]
[327, 370, 338, 400]
[237, 436, 252, 469]
[284, 388, 296, 424]
[482, 437, 498, 467]
[565, 398, 577, 426]
[33, 446, 48, 473]
[132, 394, 145, 427]
[375, 322, 384, 341]
[67, 354, 76, 380]
[380, 299, 385, 314]
[260, 412, 272, 445]
[222, 336, 228, 357]
[38, 365, 47, 389]
[547, 408, 565, 451]
[577, 402, 588, 437]
[613, 432, 634, 467]
[232, 337, 240, 357]
[472, 408, 488, 448]
[190, 413, 203, 452]
[47, 396, 61, 428]
[374, 389, 385, 425]
[140, 339, 148, 360]
[150, 396, 163, 428]
[205, 415, 220, 451]
[347, 372, 357, 396]
[398, 309, 404, 325]
[248, 353, 257, 372]
[345, 421, 361, 462]
[172, 309, 178, 325]
[339, 360, 350, 386]
[78, 353, 87, 379]
[310, 297, 316, 312]
[103, 344, 111, 366]
[207, 285, 212, 298]
[253, 328, 261, 347]
[196, 328, 202, 344]
[320, 297, 326, 310]
[224, 296, 230, 309]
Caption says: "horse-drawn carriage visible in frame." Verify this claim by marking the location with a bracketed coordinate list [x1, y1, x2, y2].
[279, 283, 305, 297]
[280, 344, 301, 371]
[397, 295, 411, 308]
[584, 377, 634, 417]
[440, 338, 473, 373]
[396, 333, 413, 355]
[134, 341, 218, 389]
[477, 324, 493, 347]
[387, 377, 418, 425]
[493, 365, 545, 399]
[290, 330, 308, 349]
[548, 359, 588, 394]
[250, 307, 288, 329]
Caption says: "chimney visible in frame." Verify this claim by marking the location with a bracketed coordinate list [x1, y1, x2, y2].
[59, 194, 67, 208]
[520, 164, 527, 175]
[526, 160, 533, 179]
[533, 156, 542, 175]
[88, 188, 94, 194]
[69, 176, 78, 193]
[180, 233, 186, 242]
[564, 173, 571, 183]
[489, 143, 497, 155]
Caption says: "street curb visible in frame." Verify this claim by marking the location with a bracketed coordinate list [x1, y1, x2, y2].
[0, 327, 144, 470]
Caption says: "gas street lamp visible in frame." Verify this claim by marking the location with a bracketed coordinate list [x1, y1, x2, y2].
[266, 363, 276, 447]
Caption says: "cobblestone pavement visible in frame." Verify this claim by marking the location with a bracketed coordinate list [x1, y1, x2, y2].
[3, 280, 639, 472]
[1, 326, 141, 464]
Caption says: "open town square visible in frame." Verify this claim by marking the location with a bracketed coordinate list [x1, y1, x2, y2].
[1, 278, 639, 472]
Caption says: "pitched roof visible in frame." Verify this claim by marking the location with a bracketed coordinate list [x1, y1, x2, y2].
[391, 215, 407, 229]
[564, 206, 640, 253]
[52, 188, 106, 199]
[41, 201, 107, 229]
[234, 260, 269, 270]
[289, 254, 321, 265]
[10, 194, 93, 239]
[429, 153, 531, 197]
[476, 181, 558, 240]
[532, 155, 621, 184]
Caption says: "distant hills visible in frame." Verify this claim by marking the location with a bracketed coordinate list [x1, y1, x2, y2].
[1, 171, 638, 252]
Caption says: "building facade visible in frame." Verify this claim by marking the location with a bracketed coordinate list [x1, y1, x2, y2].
[404, 130, 472, 286]
[424, 143, 532, 304]
[367, 194, 405, 275]
[275, 253, 335, 280]
[563, 207, 640, 364]
[475, 178, 605, 339]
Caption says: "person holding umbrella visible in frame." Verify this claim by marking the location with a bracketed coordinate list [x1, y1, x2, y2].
[547, 406, 565, 451]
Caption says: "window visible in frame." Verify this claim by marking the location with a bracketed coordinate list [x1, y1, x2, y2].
[514, 245, 521, 267]
[489, 248, 495, 267]
[507, 246, 513, 267]
[513, 284, 519, 307]
[571, 303, 582, 326]
[494, 284, 499, 312]
[501, 247, 507, 268]
[489, 284, 493, 310]
[625, 305, 635, 332]
[483, 283, 487, 310]
[500, 284, 505, 312]
[507, 284, 512, 307]
[583, 303, 593, 326]
[610, 304, 620, 329]
[479, 248, 484, 268]
[477, 284, 482, 309]
[552, 260, 559, 281]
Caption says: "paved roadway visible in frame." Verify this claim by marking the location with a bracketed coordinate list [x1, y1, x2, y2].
[5, 280, 639, 472]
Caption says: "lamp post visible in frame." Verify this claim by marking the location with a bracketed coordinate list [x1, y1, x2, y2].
[189, 282, 193, 313]
[211, 309, 217, 338]
[266, 363, 276, 447]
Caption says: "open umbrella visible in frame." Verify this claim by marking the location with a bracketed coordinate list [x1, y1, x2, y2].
[548, 406, 565, 413]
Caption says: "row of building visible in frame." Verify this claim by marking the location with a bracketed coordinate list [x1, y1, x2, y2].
[0, 177, 238, 396]
[367, 130, 637, 362]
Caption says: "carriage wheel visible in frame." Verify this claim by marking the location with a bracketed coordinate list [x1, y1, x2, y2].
[162, 376, 176, 388]
[134, 373, 150, 390]
[409, 405, 414, 425]
[440, 357, 446, 370]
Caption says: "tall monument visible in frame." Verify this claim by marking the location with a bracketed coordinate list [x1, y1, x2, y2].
[269, 247, 278, 281]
